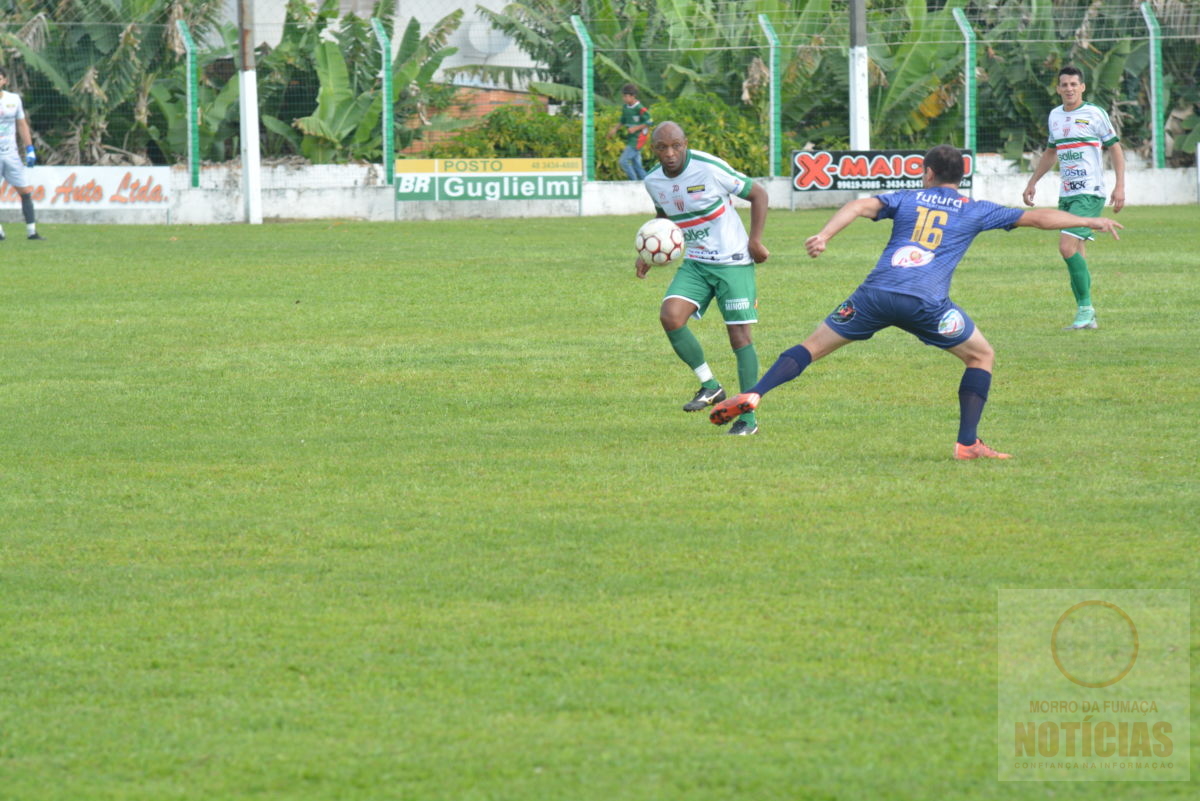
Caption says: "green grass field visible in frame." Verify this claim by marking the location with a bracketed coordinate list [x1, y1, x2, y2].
[1, 207, 1196, 800]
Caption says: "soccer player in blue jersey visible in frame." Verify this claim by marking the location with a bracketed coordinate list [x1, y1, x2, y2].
[708, 144, 1123, 460]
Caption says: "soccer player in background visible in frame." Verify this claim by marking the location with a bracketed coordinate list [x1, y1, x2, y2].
[708, 144, 1122, 459]
[607, 83, 652, 181]
[637, 121, 770, 436]
[1022, 66, 1124, 329]
[0, 66, 43, 241]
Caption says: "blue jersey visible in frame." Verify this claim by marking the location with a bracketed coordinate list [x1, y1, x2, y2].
[861, 187, 1024, 301]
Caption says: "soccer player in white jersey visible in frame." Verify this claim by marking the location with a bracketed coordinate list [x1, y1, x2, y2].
[0, 66, 43, 241]
[635, 121, 770, 435]
[1023, 66, 1124, 329]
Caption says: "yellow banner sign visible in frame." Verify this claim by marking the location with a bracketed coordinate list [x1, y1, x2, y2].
[395, 158, 581, 174]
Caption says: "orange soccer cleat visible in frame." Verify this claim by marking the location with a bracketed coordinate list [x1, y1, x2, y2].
[954, 439, 1012, 460]
[709, 392, 761, 426]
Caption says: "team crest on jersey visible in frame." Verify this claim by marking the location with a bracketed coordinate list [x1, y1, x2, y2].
[832, 301, 856, 323]
[891, 245, 934, 268]
[938, 309, 965, 336]
[674, 198, 685, 212]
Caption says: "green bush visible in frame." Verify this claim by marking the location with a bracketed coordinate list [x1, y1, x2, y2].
[611, 94, 768, 178]
[421, 93, 775, 179]
[423, 103, 578, 159]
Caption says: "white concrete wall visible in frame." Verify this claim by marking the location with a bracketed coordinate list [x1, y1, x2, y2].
[33, 157, 1182, 225]
[148, 155, 1193, 225]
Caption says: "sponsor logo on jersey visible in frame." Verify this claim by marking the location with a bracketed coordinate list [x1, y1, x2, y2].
[938, 309, 965, 337]
[724, 298, 751, 311]
[914, 190, 964, 209]
[832, 301, 856, 323]
[682, 227, 711, 243]
[1074, 118, 1090, 125]
[687, 184, 705, 193]
[891, 245, 935, 267]
[1061, 166, 1088, 179]
[1064, 179, 1089, 192]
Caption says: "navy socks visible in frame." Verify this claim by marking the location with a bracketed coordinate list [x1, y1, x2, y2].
[957, 367, 992, 446]
[751, 344, 813, 397]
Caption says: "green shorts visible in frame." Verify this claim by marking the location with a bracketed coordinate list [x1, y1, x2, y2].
[664, 259, 758, 324]
[1058, 194, 1104, 241]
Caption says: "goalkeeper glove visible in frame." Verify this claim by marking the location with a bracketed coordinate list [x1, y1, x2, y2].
[25, 146, 35, 168]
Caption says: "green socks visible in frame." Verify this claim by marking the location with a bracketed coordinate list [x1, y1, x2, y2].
[665, 328, 760, 425]
[734, 342, 759, 426]
[666, 326, 719, 388]
[1064, 253, 1092, 307]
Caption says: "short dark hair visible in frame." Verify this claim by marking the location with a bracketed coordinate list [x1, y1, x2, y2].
[1058, 65, 1084, 82]
[621, 83, 638, 97]
[924, 144, 964, 185]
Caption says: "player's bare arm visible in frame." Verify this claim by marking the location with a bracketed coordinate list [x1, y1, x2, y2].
[747, 182, 770, 264]
[1022, 148, 1058, 206]
[1108, 142, 1126, 213]
[16, 117, 31, 150]
[805, 197, 884, 258]
[1016, 209, 1124, 239]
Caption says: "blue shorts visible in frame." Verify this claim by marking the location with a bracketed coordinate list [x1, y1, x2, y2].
[824, 286, 975, 348]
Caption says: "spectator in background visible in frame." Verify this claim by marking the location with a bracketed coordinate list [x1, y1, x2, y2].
[0, 66, 43, 240]
[608, 83, 651, 181]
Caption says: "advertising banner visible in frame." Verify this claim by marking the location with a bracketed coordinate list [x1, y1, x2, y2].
[395, 158, 582, 201]
[0, 166, 170, 210]
[791, 150, 973, 192]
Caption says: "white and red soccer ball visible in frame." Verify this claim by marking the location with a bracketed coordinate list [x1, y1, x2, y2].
[635, 217, 684, 266]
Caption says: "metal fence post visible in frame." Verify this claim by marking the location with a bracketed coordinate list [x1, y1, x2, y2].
[952, 8, 976, 154]
[758, 14, 781, 178]
[1140, 2, 1166, 169]
[371, 18, 394, 186]
[175, 19, 199, 188]
[570, 15, 594, 182]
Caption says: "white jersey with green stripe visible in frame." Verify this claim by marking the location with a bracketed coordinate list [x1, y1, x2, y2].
[1046, 102, 1119, 198]
[643, 149, 754, 266]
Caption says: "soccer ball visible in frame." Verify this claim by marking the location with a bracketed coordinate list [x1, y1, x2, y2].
[635, 217, 684, 266]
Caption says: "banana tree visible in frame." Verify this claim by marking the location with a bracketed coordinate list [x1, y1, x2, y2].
[868, 0, 969, 148]
[0, 0, 225, 164]
[287, 10, 465, 162]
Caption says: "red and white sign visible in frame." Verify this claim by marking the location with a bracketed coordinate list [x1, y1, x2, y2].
[0, 166, 170, 209]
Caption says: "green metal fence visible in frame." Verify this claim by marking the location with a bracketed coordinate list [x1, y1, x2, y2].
[0, 3, 1197, 181]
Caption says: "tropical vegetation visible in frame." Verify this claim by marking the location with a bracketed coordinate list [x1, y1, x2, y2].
[447, 0, 1200, 168]
[0, 0, 1194, 169]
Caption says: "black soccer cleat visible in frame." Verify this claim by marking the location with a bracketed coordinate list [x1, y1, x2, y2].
[726, 419, 759, 436]
[682, 385, 726, 412]
[27, 233, 45, 241]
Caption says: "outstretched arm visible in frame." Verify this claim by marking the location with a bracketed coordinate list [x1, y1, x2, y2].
[1022, 148, 1057, 206]
[804, 197, 884, 258]
[1016, 208, 1123, 239]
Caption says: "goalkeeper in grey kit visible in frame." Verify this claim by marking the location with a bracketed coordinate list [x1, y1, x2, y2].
[636, 121, 769, 435]
[0, 66, 43, 240]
